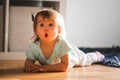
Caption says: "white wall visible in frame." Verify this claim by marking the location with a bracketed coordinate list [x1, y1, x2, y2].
[66, 0, 120, 47]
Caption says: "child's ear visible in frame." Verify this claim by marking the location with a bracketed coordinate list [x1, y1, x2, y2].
[58, 26, 62, 37]
[58, 27, 61, 34]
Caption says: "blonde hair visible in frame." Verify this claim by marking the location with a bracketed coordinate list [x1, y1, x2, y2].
[31, 8, 66, 42]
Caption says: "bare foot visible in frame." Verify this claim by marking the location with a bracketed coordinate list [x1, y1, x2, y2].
[95, 51, 105, 62]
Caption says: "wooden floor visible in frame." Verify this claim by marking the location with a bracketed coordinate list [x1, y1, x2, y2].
[0, 60, 120, 80]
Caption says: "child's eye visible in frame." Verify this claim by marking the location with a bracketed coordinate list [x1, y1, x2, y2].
[49, 23, 53, 27]
[40, 23, 44, 27]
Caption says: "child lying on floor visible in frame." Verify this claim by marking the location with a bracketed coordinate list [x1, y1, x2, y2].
[24, 8, 104, 72]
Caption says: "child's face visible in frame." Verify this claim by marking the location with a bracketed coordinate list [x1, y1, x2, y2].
[35, 16, 60, 42]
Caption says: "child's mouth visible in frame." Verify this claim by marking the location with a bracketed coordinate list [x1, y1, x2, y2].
[45, 33, 48, 38]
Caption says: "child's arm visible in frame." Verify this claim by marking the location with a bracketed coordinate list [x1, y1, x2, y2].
[30, 53, 69, 72]
[42, 53, 69, 72]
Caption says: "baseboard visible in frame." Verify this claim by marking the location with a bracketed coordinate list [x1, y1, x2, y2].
[0, 52, 26, 60]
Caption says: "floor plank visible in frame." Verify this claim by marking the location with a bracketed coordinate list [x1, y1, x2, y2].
[0, 60, 120, 80]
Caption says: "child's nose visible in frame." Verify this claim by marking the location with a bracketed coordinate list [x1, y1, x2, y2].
[44, 26, 49, 31]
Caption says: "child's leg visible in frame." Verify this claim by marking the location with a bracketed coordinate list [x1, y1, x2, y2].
[80, 51, 105, 66]
[72, 46, 104, 67]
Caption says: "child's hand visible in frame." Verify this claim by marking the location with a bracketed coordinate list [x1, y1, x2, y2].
[25, 64, 45, 73]
[24, 62, 34, 72]
[24, 58, 45, 73]
[24, 58, 38, 73]
[29, 65, 45, 72]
